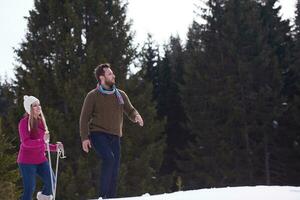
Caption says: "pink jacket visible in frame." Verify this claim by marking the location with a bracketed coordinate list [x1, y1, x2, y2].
[17, 116, 57, 164]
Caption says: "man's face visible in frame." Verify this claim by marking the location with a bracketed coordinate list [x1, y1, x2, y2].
[101, 68, 115, 86]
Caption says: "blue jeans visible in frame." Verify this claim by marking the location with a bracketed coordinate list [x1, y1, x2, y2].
[18, 161, 55, 200]
[90, 132, 120, 199]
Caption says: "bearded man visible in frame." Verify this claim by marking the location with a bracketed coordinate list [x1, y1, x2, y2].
[79, 63, 144, 199]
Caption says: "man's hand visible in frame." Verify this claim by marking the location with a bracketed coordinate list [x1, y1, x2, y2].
[82, 139, 92, 153]
[135, 114, 144, 127]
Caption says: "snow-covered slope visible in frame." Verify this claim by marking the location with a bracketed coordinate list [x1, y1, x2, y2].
[91, 186, 300, 200]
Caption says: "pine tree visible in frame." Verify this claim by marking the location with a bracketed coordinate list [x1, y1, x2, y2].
[273, 0, 300, 185]
[0, 118, 20, 200]
[256, 0, 296, 185]
[286, 0, 300, 99]
[0, 80, 20, 156]
[119, 73, 167, 196]
[0, 81, 11, 117]
[177, 19, 211, 189]
[179, 0, 286, 189]
[156, 36, 190, 184]
[139, 34, 160, 100]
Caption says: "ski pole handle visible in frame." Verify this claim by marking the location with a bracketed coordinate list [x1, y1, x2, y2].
[56, 142, 66, 159]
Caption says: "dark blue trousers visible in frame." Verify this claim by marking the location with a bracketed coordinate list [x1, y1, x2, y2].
[90, 132, 120, 199]
[18, 161, 54, 200]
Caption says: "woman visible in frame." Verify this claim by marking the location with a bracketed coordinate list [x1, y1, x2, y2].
[17, 95, 63, 200]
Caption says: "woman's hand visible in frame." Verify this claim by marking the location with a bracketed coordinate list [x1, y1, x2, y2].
[56, 141, 64, 152]
[44, 133, 50, 143]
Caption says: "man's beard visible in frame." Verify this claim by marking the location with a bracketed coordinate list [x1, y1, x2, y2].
[104, 79, 115, 87]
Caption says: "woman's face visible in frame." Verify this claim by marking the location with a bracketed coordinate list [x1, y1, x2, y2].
[31, 101, 41, 117]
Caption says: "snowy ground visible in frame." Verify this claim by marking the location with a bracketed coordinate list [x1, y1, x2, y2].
[90, 186, 300, 200]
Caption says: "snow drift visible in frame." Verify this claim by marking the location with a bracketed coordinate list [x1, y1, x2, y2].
[90, 186, 300, 200]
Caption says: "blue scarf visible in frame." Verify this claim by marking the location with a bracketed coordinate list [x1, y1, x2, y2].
[97, 84, 124, 105]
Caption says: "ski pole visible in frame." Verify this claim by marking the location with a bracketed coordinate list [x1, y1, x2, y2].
[45, 138, 55, 197]
[53, 142, 66, 200]
[53, 150, 59, 200]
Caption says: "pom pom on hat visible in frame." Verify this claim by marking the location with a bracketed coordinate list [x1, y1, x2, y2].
[23, 95, 39, 114]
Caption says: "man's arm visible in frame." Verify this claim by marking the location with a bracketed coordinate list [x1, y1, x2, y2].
[79, 92, 94, 152]
[122, 91, 143, 126]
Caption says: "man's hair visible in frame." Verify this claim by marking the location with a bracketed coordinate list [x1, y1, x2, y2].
[94, 63, 111, 82]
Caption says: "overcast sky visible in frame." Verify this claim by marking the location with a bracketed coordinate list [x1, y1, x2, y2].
[0, 0, 297, 81]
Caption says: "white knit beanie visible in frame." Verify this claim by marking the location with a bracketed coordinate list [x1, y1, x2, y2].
[23, 95, 39, 114]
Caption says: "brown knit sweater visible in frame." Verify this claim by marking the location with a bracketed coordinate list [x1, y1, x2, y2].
[79, 88, 139, 141]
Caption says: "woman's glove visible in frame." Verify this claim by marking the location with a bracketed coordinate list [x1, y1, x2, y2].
[56, 142, 66, 158]
[56, 141, 64, 152]
[44, 133, 50, 143]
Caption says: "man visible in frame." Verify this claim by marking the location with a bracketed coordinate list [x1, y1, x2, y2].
[79, 63, 144, 199]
